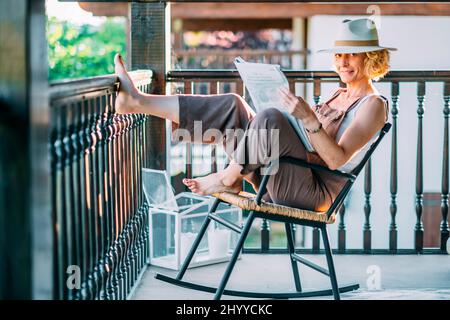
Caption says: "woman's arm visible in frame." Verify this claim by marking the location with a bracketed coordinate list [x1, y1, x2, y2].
[279, 88, 387, 170]
[304, 96, 386, 170]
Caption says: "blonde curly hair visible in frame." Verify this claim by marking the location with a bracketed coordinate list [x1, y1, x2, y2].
[363, 49, 391, 82]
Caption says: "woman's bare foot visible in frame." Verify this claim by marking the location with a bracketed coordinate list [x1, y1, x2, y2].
[114, 53, 141, 114]
[182, 171, 243, 196]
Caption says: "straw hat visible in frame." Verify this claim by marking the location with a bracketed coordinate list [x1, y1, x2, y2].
[317, 18, 397, 54]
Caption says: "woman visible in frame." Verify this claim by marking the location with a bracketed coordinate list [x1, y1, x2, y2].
[114, 18, 396, 212]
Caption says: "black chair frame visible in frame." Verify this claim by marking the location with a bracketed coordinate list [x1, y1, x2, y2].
[156, 123, 391, 300]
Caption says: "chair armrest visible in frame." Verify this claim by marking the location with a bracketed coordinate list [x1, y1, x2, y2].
[279, 156, 356, 181]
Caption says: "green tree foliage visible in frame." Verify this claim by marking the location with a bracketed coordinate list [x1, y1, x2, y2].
[47, 16, 126, 81]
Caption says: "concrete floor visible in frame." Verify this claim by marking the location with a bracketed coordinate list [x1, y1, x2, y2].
[132, 254, 450, 300]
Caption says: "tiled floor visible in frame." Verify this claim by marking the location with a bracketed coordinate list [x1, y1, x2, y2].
[132, 254, 450, 300]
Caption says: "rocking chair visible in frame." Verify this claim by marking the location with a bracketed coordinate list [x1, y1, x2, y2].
[156, 122, 392, 300]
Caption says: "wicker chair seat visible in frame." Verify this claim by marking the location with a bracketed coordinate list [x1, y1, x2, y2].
[212, 191, 336, 224]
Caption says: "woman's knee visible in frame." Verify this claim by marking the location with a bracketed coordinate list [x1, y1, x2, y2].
[252, 108, 286, 127]
[226, 93, 256, 119]
[225, 93, 244, 106]
[228, 92, 242, 100]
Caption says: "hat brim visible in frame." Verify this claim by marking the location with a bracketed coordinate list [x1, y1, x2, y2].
[316, 46, 397, 54]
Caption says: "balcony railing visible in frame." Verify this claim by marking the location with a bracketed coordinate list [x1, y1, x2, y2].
[46, 68, 450, 299]
[173, 49, 309, 69]
[49, 70, 152, 300]
[4, 0, 450, 301]
[166, 69, 450, 255]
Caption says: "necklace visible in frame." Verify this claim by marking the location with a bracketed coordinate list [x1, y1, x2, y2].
[329, 91, 362, 112]
[341, 92, 365, 100]
[341, 88, 374, 100]
[337, 92, 363, 105]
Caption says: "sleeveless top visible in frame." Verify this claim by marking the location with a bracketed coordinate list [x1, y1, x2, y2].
[306, 88, 389, 173]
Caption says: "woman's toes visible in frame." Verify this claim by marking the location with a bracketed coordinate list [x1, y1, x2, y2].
[191, 186, 202, 194]
[183, 179, 195, 189]
[189, 180, 198, 189]
[184, 179, 202, 193]
[114, 54, 140, 115]
[114, 53, 126, 74]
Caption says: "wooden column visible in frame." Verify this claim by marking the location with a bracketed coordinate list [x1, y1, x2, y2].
[130, 2, 170, 170]
[291, 17, 305, 70]
[291, 17, 308, 99]
[0, 0, 52, 299]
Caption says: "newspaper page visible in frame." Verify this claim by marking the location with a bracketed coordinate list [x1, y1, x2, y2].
[234, 57, 315, 152]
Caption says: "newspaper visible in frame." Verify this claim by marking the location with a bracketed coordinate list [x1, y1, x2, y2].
[234, 57, 315, 152]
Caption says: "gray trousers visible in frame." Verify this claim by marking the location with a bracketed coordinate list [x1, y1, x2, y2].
[174, 93, 346, 212]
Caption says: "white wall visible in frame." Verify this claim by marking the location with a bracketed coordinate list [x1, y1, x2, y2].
[302, 15, 450, 249]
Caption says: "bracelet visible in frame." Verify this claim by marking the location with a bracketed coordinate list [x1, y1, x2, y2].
[305, 122, 322, 134]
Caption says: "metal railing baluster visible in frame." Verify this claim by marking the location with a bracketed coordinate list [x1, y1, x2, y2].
[363, 159, 372, 253]
[389, 82, 399, 253]
[441, 82, 450, 252]
[338, 204, 346, 253]
[415, 81, 426, 253]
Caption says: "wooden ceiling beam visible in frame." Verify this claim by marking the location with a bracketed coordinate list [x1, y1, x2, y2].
[171, 3, 450, 18]
[78, 2, 450, 18]
[78, 2, 128, 16]
[181, 18, 292, 31]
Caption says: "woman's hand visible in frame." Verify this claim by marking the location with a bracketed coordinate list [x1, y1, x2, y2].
[278, 87, 315, 122]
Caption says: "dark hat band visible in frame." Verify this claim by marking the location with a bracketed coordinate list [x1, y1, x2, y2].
[334, 40, 379, 46]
